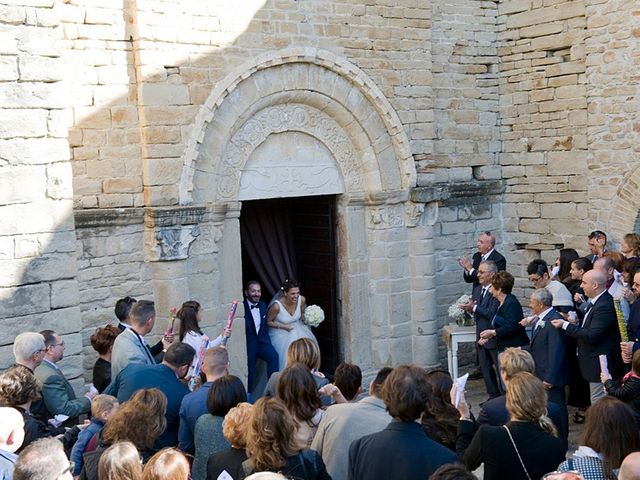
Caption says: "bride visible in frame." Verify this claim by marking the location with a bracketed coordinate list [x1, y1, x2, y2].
[267, 279, 318, 370]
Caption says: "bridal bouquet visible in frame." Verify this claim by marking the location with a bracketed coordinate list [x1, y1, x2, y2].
[448, 294, 473, 327]
[304, 305, 325, 327]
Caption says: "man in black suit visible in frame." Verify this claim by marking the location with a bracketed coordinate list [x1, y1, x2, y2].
[523, 289, 569, 406]
[458, 231, 507, 289]
[587, 230, 608, 263]
[244, 281, 279, 399]
[461, 260, 501, 398]
[105, 342, 195, 448]
[551, 269, 624, 403]
[348, 365, 456, 480]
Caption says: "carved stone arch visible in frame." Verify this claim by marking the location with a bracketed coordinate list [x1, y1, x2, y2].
[609, 166, 640, 241]
[180, 48, 416, 205]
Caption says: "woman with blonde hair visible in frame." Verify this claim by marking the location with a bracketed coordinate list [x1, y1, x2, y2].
[205, 402, 253, 480]
[142, 448, 190, 480]
[243, 397, 330, 480]
[456, 372, 566, 480]
[264, 338, 330, 402]
[621, 233, 640, 259]
[98, 442, 142, 480]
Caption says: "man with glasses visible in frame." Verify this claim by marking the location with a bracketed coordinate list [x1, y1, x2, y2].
[13, 437, 73, 480]
[458, 231, 506, 289]
[527, 259, 574, 313]
[461, 260, 502, 398]
[34, 330, 95, 425]
[11, 332, 48, 423]
[588, 230, 608, 263]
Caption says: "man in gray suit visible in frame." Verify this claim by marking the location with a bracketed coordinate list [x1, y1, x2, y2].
[311, 368, 393, 480]
[111, 300, 166, 378]
[34, 330, 95, 425]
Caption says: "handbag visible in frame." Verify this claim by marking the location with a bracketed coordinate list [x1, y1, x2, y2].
[503, 425, 532, 480]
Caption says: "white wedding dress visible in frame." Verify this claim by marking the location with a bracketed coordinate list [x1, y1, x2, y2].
[269, 296, 318, 370]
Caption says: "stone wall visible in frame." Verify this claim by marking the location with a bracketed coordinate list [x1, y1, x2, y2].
[0, 1, 84, 387]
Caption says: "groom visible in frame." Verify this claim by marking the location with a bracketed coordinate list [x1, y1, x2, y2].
[244, 280, 279, 399]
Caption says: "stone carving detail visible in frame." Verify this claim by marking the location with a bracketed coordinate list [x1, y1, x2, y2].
[149, 225, 200, 261]
[216, 104, 363, 200]
[405, 203, 425, 228]
[368, 204, 406, 229]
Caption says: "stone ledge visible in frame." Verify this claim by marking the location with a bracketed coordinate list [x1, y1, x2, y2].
[74, 208, 144, 229]
[144, 206, 206, 228]
[410, 180, 505, 205]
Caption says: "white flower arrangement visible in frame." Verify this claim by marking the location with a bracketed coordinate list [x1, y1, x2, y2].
[304, 305, 325, 327]
[448, 294, 473, 327]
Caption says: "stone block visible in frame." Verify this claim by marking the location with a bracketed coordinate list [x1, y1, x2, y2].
[519, 218, 549, 234]
[18, 55, 62, 81]
[17, 27, 60, 56]
[51, 279, 80, 309]
[507, 2, 585, 29]
[547, 151, 587, 175]
[555, 85, 586, 99]
[140, 83, 190, 106]
[520, 22, 563, 38]
[0, 284, 50, 317]
[102, 177, 141, 193]
[545, 61, 585, 77]
[0, 82, 67, 109]
[0, 165, 46, 204]
[0, 56, 18, 81]
[540, 202, 577, 218]
[47, 162, 74, 200]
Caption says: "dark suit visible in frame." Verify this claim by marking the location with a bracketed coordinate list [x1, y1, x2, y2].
[526, 308, 570, 405]
[565, 291, 624, 382]
[244, 298, 279, 394]
[472, 285, 501, 397]
[476, 395, 568, 448]
[627, 298, 640, 353]
[348, 420, 456, 480]
[104, 363, 189, 449]
[464, 250, 507, 289]
[493, 294, 529, 351]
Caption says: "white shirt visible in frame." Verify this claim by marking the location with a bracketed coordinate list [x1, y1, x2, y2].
[249, 303, 261, 333]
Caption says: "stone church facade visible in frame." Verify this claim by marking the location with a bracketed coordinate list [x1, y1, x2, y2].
[1, 0, 638, 388]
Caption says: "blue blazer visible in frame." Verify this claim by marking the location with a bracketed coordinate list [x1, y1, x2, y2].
[244, 299, 272, 347]
[472, 285, 500, 350]
[104, 363, 189, 449]
[526, 308, 569, 388]
[493, 294, 529, 350]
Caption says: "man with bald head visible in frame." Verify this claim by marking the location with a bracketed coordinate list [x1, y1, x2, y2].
[551, 269, 625, 403]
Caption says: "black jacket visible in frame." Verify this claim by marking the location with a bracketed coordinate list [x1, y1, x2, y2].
[241, 449, 330, 480]
[464, 250, 507, 289]
[605, 376, 640, 429]
[493, 294, 529, 350]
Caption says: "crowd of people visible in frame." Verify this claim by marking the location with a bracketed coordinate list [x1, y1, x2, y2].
[2, 231, 640, 479]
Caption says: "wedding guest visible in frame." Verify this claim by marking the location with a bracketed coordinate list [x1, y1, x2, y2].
[430, 464, 478, 480]
[479, 271, 529, 351]
[90, 325, 121, 393]
[80, 389, 167, 480]
[98, 442, 142, 480]
[556, 248, 580, 292]
[277, 363, 324, 449]
[205, 402, 253, 480]
[192, 375, 246, 480]
[0, 367, 64, 453]
[244, 397, 330, 479]
[177, 301, 230, 378]
[13, 438, 73, 480]
[619, 452, 640, 480]
[421, 370, 459, 451]
[0, 407, 24, 480]
[587, 230, 608, 263]
[621, 233, 640, 259]
[556, 397, 640, 479]
[601, 349, 640, 429]
[528, 259, 574, 313]
[264, 338, 330, 404]
[70, 395, 119, 475]
[333, 362, 362, 402]
[349, 365, 455, 479]
[142, 449, 189, 480]
[456, 372, 565, 480]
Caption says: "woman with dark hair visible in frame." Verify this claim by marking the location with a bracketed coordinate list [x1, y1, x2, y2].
[556, 396, 640, 479]
[457, 372, 565, 480]
[276, 363, 324, 448]
[243, 397, 330, 480]
[90, 325, 121, 393]
[421, 370, 459, 451]
[177, 300, 230, 377]
[267, 279, 318, 371]
[479, 271, 529, 351]
[0, 366, 64, 451]
[557, 248, 580, 291]
[80, 388, 168, 480]
[192, 375, 247, 480]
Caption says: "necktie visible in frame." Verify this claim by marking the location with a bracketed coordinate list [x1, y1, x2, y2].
[250, 304, 259, 309]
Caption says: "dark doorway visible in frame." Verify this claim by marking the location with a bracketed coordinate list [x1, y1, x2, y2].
[240, 195, 340, 374]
